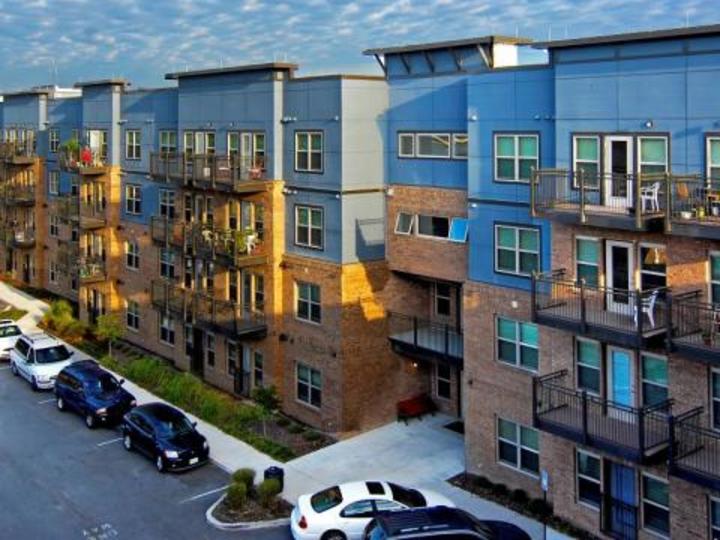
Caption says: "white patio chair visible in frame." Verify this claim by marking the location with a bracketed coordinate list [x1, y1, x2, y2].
[634, 289, 659, 328]
[640, 182, 661, 212]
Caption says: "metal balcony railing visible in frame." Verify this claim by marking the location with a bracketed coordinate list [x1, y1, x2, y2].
[8, 228, 36, 249]
[670, 291, 720, 366]
[533, 370, 673, 462]
[187, 223, 266, 267]
[0, 140, 36, 164]
[79, 199, 107, 229]
[150, 152, 268, 191]
[387, 311, 463, 365]
[78, 256, 106, 283]
[666, 175, 720, 239]
[669, 407, 720, 491]
[600, 495, 638, 540]
[59, 148, 108, 175]
[57, 240, 80, 272]
[3, 184, 36, 205]
[150, 216, 185, 247]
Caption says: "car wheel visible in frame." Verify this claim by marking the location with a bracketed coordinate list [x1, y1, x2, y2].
[56, 397, 65, 411]
[155, 454, 165, 473]
[123, 434, 133, 451]
[322, 531, 347, 540]
[85, 413, 96, 429]
[10, 362, 17, 376]
[30, 376, 39, 392]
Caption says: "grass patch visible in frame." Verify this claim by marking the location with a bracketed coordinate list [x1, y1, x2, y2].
[0, 307, 27, 321]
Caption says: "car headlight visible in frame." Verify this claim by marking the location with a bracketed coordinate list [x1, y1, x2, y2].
[96, 408, 107, 416]
[203, 441, 209, 450]
[164, 450, 179, 459]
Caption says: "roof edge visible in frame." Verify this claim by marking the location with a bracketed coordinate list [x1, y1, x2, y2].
[165, 62, 298, 80]
[363, 35, 532, 56]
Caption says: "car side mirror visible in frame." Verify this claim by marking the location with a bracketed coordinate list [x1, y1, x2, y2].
[192, 421, 198, 428]
[119, 379, 125, 386]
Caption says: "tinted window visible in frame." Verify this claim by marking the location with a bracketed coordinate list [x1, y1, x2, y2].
[311, 486, 343, 513]
[0, 325, 21, 337]
[15, 340, 29, 357]
[374, 500, 405, 512]
[153, 414, 194, 437]
[35, 345, 72, 364]
[86, 374, 120, 394]
[388, 483, 426, 508]
[340, 500, 375, 518]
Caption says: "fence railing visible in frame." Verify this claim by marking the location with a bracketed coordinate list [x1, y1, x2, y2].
[669, 407, 720, 488]
[57, 194, 80, 218]
[0, 140, 36, 160]
[387, 311, 463, 360]
[9, 227, 35, 248]
[668, 175, 720, 224]
[78, 256, 106, 282]
[534, 370, 673, 460]
[59, 148, 108, 174]
[150, 152, 268, 189]
[80, 199, 107, 224]
[57, 241, 80, 272]
[150, 216, 185, 247]
[187, 223, 264, 265]
[3, 183, 36, 204]
[671, 290, 720, 353]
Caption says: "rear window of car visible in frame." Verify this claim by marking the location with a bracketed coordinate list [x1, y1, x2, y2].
[388, 483, 426, 508]
[0, 325, 21, 337]
[35, 345, 72, 364]
[310, 486, 343, 513]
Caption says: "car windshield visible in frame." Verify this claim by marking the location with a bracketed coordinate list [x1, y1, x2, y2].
[310, 486, 343, 513]
[388, 483, 426, 508]
[0, 325, 21, 338]
[154, 415, 195, 437]
[87, 375, 120, 394]
[35, 345, 72, 364]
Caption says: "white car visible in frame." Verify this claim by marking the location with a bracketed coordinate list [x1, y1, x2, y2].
[10, 333, 76, 390]
[290, 481, 455, 540]
[0, 319, 22, 360]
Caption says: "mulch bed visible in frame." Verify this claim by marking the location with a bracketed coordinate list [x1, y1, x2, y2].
[213, 494, 292, 523]
[248, 415, 335, 457]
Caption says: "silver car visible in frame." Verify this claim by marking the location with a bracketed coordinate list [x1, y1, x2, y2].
[0, 319, 22, 360]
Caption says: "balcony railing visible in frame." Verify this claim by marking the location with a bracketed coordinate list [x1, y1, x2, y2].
[669, 407, 720, 491]
[0, 140, 36, 164]
[187, 224, 267, 267]
[56, 195, 80, 220]
[600, 495, 638, 540]
[670, 291, 720, 366]
[78, 256, 106, 283]
[3, 184, 36, 205]
[150, 152, 269, 192]
[150, 216, 185, 248]
[79, 200, 107, 229]
[8, 228, 36, 249]
[533, 370, 673, 462]
[667, 175, 720, 239]
[531, 169, 666, 230]
[532, 270, 669, 348]
[57, 240, 80, 272]
[59, 148, 109, 175]
[151, 280, 188, 314]
[388, 312, 463, 367]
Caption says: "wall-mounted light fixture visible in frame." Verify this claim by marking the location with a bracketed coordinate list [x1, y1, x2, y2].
[644, 119, 654, 129]
[281, 116, 297, 123]
[333, 115, 340, 122]
[117, 119, 127, 124]
[468, 114, 478, 122]
[469, 202, 478, 209]
[385, 187, 395, 197]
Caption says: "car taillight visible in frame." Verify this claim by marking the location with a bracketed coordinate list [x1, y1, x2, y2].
[298, 515, 307, 529]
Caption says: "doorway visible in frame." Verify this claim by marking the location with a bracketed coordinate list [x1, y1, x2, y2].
[607, 347, 635, 409]
[604, 462, 638, 539]
[605, 241, 634, 314]
[604, 136, 634, 209]
[191, 327, 204, 377]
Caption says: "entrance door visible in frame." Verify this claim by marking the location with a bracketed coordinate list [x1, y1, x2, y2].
[606, 462, 637, 539]
[605, 241, 634, 314]
[604, 136, 634, 209]
[607, 347, 635, 408]
[22, 254, 30, 283]
[191, 328, 204, 377]
[6, 249, 13, 273]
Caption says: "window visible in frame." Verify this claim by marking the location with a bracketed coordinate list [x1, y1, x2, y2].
[49, 215, 60, 237]
[711, 498, 720, 540]
[125, 184, 142, 215]
[711, 253, 720, 305]
[227, 342, 238, 375]
[434, 283, 452, 317]
[398, 133, 415, 157]
[159, 190, 175, 219]
[160, 314, 175, 345]
[296, 282, 321, 324]
[642, 475, 670, 536]
[125, 241, 139, 270]
[573, 136, 600, 188]
[495, 134, 538, 182]
[254, 351, 264, 387]
[49, 261, 57, 284]
[453, 134, 468, 159]
[641, 354, 668, 406]
[417, 215, 450, 239]
[48, 171, 59, 195]
[576, 237, 600, 287]
[125, 129, 141, 160]
[255, 203, 265, 241]
[436, 363, 451, 400]
[577, 338, 601, 395]
[576, 450, 601, 509]
[448, 218, 469, 243]
[495, 225, 539, 276]
[394, 212, 415, 235]
[640, 244, 666, 291]
[126, 300, 139, 331]
[71, 224, 79, 242]
[295, 206, 323, 249]
[159, 131, 177, 155]
[496, 317, 539, 371]
[341, 500, 375, 518]
[254, 274, 265, 312]
[160, 249, 175, 279]
[708, 138, 720, 180]
[712, 370, 720, 431]
[417, 133, 451, 158]
[497, 418, 539, 475]
[206, 333, 215, 367]
[297, 363, 322, 408]
[49, 129, 60, 153]
[295, 131, 323, 172]
[639, 137, 668, 175]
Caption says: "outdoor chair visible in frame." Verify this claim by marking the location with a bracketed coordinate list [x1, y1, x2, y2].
[634, 289, 659, 329]
[640, 182, 661, 212]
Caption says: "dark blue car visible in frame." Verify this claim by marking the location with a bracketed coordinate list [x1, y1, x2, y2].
[121, 402, 210, 473]
[55, 360, 136, 428]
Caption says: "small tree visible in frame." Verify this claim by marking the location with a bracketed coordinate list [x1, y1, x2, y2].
[95, 313, 125, 358]
[252, 385, 280, 437]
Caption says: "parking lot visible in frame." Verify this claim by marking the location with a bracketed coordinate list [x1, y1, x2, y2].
[0, 365, 292, 540]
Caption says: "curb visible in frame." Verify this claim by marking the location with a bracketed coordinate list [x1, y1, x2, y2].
[205, 494, 291, 531]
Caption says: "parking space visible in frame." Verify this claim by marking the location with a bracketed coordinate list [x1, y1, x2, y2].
[0, 368, 292, 540]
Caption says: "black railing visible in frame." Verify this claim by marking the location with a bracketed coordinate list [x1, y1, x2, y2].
[4, 184, 36, 205]
[531, 169, 666, 229]
[150, 152, 268, 190]
[150, 216, 185, 247]
[9, 228, 35, 248]
[78, 256, 106, 283]
[668, 175, 720, 224]
[532, 270, 669, 346]
[388, 311, 463, 364]
[57, 241, 80, 272]
[79, 199, 107, 228]
[187, 223, 265, 267]
[533, 370, 673, 462]
[669, 407, 720, 490]
[671, 290, 720, 364]
[600, 495, 638, 540]
[151, 280, 189, 314]
[57, 194, 80, 219]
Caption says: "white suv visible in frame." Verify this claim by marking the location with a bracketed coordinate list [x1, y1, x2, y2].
[0, 319, 22, 360]
[10, 333, 76, 390]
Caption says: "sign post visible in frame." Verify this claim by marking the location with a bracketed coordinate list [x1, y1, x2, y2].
[540, 469, 549, 540]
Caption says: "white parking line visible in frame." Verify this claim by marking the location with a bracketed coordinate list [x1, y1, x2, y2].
[96, 437, 123, 447]
[179, 485, 228, 504]
[37, 398, 55, 404]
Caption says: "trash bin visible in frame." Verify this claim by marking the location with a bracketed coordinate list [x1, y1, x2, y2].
[264, 466, 284, 492]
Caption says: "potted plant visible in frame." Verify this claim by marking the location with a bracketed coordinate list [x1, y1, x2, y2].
[697, 205, 707, 219]
[60, 137, 81, 166]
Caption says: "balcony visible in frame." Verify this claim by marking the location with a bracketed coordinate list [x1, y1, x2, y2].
[56, 195, 80, 221]
[667, 175, 720, 240]
[150, 216, 185, 248]
[4, 184, 36, 206]
[79, 200, 107, 229]
[57, 240, 80, 272]
[532, 270, 668, 349]
[8, 228, 36, 249]
[59, 148, 109, 176]
[533, 371, 673, 463]
[669, 407, 720, 491]
[150, 152, 269, 193]
[78, 256, 106, 284]
[0, 141, 36, 165]
[387, 312, 463, 367]
[531, 169, 666, 231]
[187, 224, 268, 268]
[670, 291, 720, 366]
[151, 280, 188, 314]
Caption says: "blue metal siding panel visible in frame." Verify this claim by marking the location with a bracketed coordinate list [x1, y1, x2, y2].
[341, 193, 385, 263]
[284, 191, 342, 263]
[121, 173, 158, 226]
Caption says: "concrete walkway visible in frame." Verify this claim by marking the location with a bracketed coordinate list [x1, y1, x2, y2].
[0, 281, 569, 540]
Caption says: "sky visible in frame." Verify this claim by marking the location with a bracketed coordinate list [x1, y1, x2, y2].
[1, 0, 720, 91]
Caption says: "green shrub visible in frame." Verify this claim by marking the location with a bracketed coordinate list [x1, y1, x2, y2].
[511, 489, 529, 505]
[474, 476, 493, 490]
[225, 482, 248, 510]
[288, 423, 305, 435]
[302, 431, 323, 442]
[275, 416, 291, 428]
[528, 498, 553, 519]
[232, 468, 256, 490]
[257, 478, 282, 508]
[491, 483, 509, 498]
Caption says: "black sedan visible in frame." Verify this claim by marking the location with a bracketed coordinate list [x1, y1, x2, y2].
[121, 402, 210, 473]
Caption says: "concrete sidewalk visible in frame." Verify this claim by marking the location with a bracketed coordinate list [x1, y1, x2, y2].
[0, 281, 569, 540]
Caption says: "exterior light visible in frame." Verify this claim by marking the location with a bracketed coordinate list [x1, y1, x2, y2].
[644, 119, 654, 128]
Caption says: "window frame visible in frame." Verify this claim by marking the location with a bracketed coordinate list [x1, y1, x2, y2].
[159, 248, 175, 279]
[206, 333, 215, 367]
[398, 132, 415, 158]
[712, 368, 720, 432]
[49, 129, 60, 153]
[435, 363, 452, 400]
[638, 136, 669, 175]
[576, 449, 602, 510]
[125, 240, 140, 270]
[416, 214, 450, 240]
[125, 299, 140, 331]
[448, 217, 469, 243]
[159, 314, 175, 346]
[415, 132, 451, 159]
[452, 133, 468, 159]
[494, 133, 539, 183]
[640, 352, 668, 407]
[710, 251, 720, 306]
[49, 215, 60, 238]
[227, 341, 238, 375]
[707, 136, 720, 180]
[496, 417, 540, 477]
[159, 130, 177, 155]
[641, 473, 670, 538]
[639, 242, 667, 292]
[494, 224, 540, 277]
[125, 129, 141, 161]
[296, 281, 322, 325]
[496, 316, 539, 372]
[710, 496, 720, 540]
[572, 135, 601, 189]
[576, 337, 602, 396]
[294, 131, 324, 173]
[254, 350, 264, 387]
[296, 362, 322, 409]
[159, 189, 176, 219]
[394, 212, 415, 235]
[294, 205, 324, 250]
[48, 170, 60, 196]
[125, 184, 142, 216]
[576, 236, 600, 287]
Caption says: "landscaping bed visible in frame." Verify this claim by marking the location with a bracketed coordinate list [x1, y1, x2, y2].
[449, 473, 601, 540]
[213, 493, 292, 523]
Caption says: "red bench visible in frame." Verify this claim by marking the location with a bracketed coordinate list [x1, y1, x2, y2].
[397, 394, 437, 424]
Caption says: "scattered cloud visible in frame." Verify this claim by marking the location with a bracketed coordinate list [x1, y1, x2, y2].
[0, 0, 717, 90]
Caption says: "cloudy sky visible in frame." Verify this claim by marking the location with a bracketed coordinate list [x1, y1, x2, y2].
[1, 0, 719, 91]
